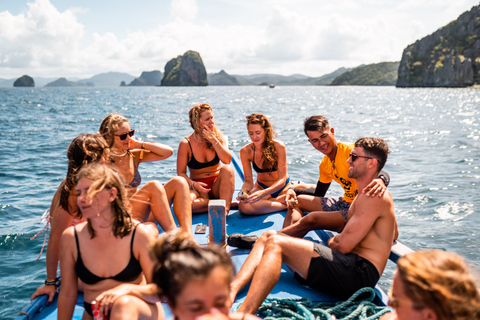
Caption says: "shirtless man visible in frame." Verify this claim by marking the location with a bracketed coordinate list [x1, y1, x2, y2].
[229, 137, 396, 314]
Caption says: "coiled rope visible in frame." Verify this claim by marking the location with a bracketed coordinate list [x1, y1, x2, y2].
[254, 287, 391, 320]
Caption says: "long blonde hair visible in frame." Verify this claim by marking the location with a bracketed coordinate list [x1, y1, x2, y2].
[76, 163, 132, 238]
[188, 103, 224, 149]
[247, 113, 277, 171]
[397, 250, 480, 320]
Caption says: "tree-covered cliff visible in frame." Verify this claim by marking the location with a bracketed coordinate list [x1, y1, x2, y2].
[161, 51, 208, 86]
[397, 4, 480, 87]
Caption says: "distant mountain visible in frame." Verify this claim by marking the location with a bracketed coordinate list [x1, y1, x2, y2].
[230, 69, 351, 86]
[331, 62, 399, 86]
[45, 78, 93, 87]
[313, 67, 352, 85]
[208, 70, 240, 85]
[78, 72, 135, 87]
[128, 70, 163, 86]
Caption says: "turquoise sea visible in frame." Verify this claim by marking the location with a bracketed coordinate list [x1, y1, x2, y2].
[1, 86, 479, 319]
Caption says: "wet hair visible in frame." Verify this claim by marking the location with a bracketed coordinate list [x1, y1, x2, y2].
[60, 134, 108, 216]
[188, 103, 224, 149]
[397, 250, 480, 320]
[246, 113, 277, 171]
[76, 163, 132, 238]
[98, 113, 129, 148]
[354, 137, 389, 173]
[303, 115, 330, 136]
[151, 230, 235, 307]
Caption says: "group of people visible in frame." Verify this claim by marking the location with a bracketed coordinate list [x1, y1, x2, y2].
[29, 104, 480, 320]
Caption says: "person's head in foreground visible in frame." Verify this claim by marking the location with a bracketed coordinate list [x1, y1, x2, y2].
[151, 230, 235, 320]
[390, 250, 480, 320]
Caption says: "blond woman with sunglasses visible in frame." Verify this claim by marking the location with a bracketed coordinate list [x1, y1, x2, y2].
[237, 113, 290, 215]
[99, 113, 192, 235]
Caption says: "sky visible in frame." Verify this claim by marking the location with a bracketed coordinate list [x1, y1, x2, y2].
[0, 0, 479, 79]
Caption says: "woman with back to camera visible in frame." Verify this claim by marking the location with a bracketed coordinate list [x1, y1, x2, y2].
[150, 229, 260, 320]
[177, 103, 235, 214]
[31, 133, 108, 304]
[58, 163, 163, 320]
[237, 113, 290, 215]
[99, 113, 192, 235]
[381, 250, 480, 320]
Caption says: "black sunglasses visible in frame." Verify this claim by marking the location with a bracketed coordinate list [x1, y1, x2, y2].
[115, 129, 135, 140]
[246, 114, 265, 121]
[349, 153, 372, 162]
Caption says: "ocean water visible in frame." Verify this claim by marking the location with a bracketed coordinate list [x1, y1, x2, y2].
[1, 86, 479, 319]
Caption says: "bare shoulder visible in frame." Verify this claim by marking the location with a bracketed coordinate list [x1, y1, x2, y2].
[134, 223, 158, 241]
[240, 143, 254, 155]
[273, 139, 286, 149]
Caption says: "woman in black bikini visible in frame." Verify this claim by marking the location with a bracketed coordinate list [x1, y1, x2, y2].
[58, 163, 163, 320]
[177, 103, 235, 214]
[99, 113, 192, 235]
[237, 113, 290, 215]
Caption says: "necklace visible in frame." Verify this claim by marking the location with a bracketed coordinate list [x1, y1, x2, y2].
[193, 132, 205, 144]
[110, 150, 127, 157]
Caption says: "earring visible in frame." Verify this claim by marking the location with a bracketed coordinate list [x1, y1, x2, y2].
[96, 212, 100, 217]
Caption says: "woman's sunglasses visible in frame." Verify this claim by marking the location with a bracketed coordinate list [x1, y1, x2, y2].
[246, 114, 265, 120]
[115, 129, 135, 140]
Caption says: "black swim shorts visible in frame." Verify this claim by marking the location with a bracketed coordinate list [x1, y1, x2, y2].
[295, 242, 380, 300]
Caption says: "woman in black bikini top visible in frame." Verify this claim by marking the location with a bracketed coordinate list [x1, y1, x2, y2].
[177, 103, 236, 214]
[237, 113, 290, 215]
[58, 163, 163, 320]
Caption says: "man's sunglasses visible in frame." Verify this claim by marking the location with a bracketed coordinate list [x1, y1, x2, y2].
[246, 114, 265, 121]
[115, 129, 135, 140]
[349, 153, 373, 162]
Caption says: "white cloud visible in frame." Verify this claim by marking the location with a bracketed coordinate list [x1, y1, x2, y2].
[0, 0, 83, 74]
[0, 0, 479, 78]
[170, 0, 199, 22]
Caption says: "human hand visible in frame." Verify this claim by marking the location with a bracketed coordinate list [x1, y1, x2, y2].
[31, 284, 56, 305]
[246, 190, 266, 203]
[193, 181, 211, 195]
[94, 285, 131, 317]
[363, 178, 386, 197]
[201, 124, 215, 141]
[285, 189, 298, 207]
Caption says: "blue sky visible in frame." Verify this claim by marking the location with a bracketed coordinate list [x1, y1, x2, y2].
[1, 0, 479, 79]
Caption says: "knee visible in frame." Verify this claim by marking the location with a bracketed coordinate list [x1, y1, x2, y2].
[219, 165, 234, 178]
[110, 296, 137, 320]
[144, 180, 167, 196]
[264, 233, 283, 254]
[169, 176, 189, 189]
[257, 230, 277, 244]
[300, 212, 316, 227]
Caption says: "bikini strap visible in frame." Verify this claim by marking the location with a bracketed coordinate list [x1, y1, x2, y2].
[73, 226, 80, 253]
[130, 224, 139, 251]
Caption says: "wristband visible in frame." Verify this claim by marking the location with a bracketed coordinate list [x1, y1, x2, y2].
[190, 180, 196, 190]
[45, 277, 61, 287]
